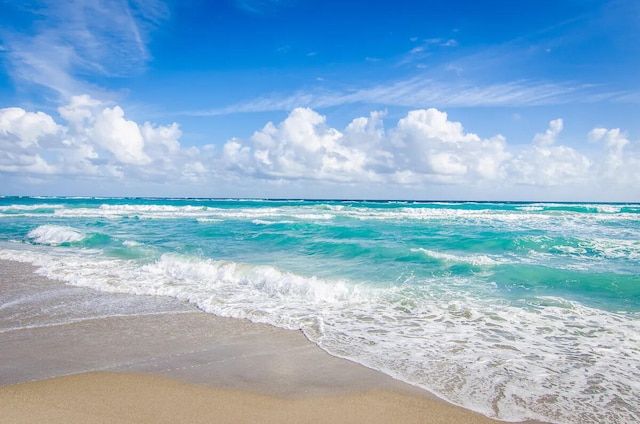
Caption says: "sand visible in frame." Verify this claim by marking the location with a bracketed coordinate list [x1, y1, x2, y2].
[0, 372, 504, 424]
[0, 259, 518, 423]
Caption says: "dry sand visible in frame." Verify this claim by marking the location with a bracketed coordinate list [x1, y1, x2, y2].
[0, 259, 519, 423]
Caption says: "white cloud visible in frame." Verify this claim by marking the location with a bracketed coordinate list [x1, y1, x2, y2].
[508, 144, 592, 186]
[217, 110, 639, 197]
[508, 119, 591, 186]
[232, 108, 375, 182]
[0, 95, 207, 183]
[221, 107, 510, 185]
[92, 106, 150, 165]
[589, 127, 639, 183]
[0, 107, 61, 175]
[589, 127, 629, 152]
[533, 118, 563, 146]
[0, 107, 60, 148]
[2, 98, 640, 200]
[390, 109, 510, 182]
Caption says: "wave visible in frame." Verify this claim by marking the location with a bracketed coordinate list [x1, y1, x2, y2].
[519, 235, 640, 263]
[25, 225, 148, 255]
[45, 204, 337, 222]
[413, 248, 510, 266]
[0, 204, 65, 212]
[2, 200, 639, 230]
[550, 238, 640, 261]
[27, 225, 86, 245]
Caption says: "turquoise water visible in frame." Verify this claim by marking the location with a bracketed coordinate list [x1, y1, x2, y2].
[1, 197, 639, 422]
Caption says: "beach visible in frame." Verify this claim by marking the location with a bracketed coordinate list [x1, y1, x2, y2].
[1, 197, 638, 422]
[0, 259, 506, 423]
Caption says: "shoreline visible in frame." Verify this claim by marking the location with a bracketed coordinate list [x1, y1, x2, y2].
[0, 259, 533, 423]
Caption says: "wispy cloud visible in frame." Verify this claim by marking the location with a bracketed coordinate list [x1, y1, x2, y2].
[180, 76, 616, 116]
[397, 37, 458, 68]
[234, 0, 295, 14]
[1, 0, 168, 99]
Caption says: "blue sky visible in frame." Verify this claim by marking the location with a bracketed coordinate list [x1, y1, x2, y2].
[0, 0, 639, 200]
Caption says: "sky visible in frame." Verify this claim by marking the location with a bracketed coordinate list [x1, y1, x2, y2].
[0, 0, 639, 201]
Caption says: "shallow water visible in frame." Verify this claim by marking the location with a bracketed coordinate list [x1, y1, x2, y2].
[1, 197, 639, 423]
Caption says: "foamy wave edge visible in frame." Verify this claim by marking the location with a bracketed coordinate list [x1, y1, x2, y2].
[27, 225, 86, 245]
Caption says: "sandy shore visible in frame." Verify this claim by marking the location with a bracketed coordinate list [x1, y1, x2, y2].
[0, 259, 516, 423]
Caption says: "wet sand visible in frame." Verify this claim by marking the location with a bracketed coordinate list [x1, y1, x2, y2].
[0, 259, 516, 423]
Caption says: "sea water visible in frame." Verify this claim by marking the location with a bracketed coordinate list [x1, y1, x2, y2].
[0, 197, 638, 423]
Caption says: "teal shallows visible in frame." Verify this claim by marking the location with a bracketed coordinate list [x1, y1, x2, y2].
[1, 197, 639, 424]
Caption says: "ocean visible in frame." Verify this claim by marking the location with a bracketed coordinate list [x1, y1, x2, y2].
[1, 197, 638, 423]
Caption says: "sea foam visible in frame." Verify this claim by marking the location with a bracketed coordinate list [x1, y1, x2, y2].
[27, 225, 86, 245]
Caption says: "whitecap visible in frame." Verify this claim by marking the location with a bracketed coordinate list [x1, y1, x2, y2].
[27, 225, 86, 245]
[413, 248, 509, 266]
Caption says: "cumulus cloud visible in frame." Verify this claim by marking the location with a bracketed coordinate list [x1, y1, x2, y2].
[222, 107, 511, 185]
[533, 118, 563, 146]
[92, 106, 151, 165]
[508, 119, 591, 186]
[0, 107, 61, 174]
[589, 127, 639, 184]
[0, 95, 207, 183]
[390, 109, 510, 182]
[0, 107, 60, 148]
[242, 108, 376, 182]
[219, 110, 640, 196]
[2, 97, 640, 200]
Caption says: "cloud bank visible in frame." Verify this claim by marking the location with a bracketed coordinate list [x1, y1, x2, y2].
[0, 95, 205, 183]
[1, 95, 639, 200]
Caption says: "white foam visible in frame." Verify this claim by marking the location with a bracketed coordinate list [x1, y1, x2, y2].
[516, 205, 544, 211]
[596, 205, 622, 213]
[251, 219, 295, 225]
[545, 238, 640, 263]
[195, 218, 223, 223]
[0, 248, 365, 330]
[27, 225, 86, 245]
[580, 238, 640, 260]
[413, 248, 509, 266]
[0, 203, 64, 211]
[49, 204, 335, 222]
